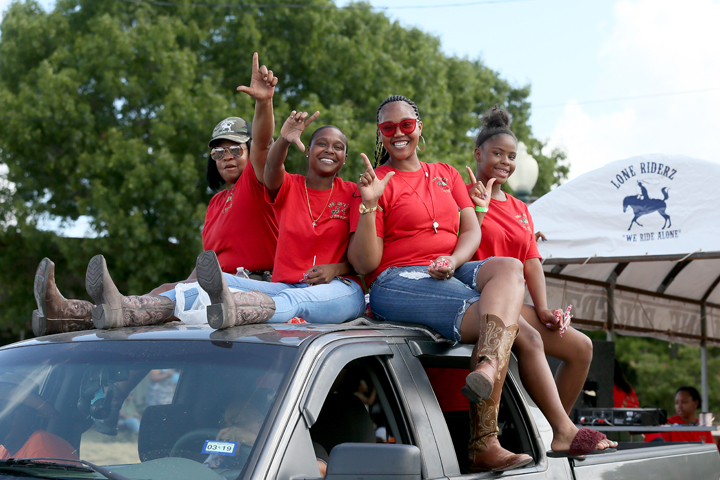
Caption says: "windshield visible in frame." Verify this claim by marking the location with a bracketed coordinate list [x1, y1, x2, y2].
[0, 339, 296, 479]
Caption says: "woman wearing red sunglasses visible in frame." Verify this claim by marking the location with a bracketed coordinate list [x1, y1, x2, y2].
[349, 95, 531, 472]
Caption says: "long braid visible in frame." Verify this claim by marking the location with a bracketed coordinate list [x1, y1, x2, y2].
[374, 95, 421, 167]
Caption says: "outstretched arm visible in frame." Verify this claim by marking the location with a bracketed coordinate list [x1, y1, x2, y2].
[348, 154, 393, 275]
[264, 110, 319, 199]
[237, 52, 278, 184]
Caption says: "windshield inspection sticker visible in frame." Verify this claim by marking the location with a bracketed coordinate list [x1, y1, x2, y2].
[202, 440, 238, 456]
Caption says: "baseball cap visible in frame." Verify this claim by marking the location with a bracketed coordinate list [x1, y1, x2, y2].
[208, 117, 252, 147]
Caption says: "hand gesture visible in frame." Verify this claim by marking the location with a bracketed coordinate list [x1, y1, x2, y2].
[357, 153, 394, 207]
[303, 264, 337, 285]
[280, 110, 319, 152]
[236, 52, 277, 101]
[428, 256, 456, 281]
[466, 166, 495, 210]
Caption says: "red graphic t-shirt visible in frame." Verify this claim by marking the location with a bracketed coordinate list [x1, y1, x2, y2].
[644, 415, 717, 450]
[266, 173, 361, 286]
[468, 189, 540, 263]
[350, 162, 473, 285]
[203, 162, 278, 273]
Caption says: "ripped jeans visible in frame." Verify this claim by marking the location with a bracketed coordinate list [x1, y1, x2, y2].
[369, 260, 488, 342]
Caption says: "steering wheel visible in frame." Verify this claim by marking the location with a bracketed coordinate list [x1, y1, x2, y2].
[169, 428, 220, 462]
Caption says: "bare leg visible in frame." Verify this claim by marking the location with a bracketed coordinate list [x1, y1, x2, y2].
[520, 304, 593, 413]
[514, 314, 614, 451]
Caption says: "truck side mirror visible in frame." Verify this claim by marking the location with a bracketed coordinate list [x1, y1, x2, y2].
[324, 443, 421, 480]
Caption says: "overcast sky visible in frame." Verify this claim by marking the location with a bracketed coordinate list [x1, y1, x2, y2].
[2, 0, 719, 183]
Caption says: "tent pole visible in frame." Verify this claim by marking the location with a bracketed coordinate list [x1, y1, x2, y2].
[606, 276, 616, 342]
[701, 303, 709, 412]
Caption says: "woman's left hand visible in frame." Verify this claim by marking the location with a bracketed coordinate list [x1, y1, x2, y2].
[466, 166, 495, 210]
[304, 264, 338, 285]
[428, 256, 456, 281]
[538, 307, 560, 330]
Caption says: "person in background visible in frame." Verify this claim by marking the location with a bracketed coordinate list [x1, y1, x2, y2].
[613, 359, 639, 408]
[644, 386, 717, 450]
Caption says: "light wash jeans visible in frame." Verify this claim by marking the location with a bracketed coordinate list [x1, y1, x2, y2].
[368, 260, 488, 342]
[160, 274, 365, 324]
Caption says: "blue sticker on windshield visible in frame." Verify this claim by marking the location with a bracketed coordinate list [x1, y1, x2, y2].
[202, 440, 238, 456]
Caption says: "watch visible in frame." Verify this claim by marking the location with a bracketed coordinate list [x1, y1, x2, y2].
[358, 203, 379, 214]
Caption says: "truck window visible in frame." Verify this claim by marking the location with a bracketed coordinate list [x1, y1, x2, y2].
[420, 360, 535, 473]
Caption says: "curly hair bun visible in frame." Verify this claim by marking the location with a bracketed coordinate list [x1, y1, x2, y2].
[481, 105, 511, 130]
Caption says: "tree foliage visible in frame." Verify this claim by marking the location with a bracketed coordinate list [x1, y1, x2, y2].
[0, 0, 568, 335]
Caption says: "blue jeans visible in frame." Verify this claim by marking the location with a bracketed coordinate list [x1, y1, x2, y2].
[161, 275, 365, 324]
[369, 261, 488, 342]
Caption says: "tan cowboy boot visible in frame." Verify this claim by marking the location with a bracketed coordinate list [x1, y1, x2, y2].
[468, 329, 532, 472]
[196, 250, 275, 329]
[85, 255, 175, 329]
[463, 314, 518, 402]
[32, 258, 94, 337]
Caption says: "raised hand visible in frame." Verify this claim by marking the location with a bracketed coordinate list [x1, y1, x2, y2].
[357, 153, 394, 207]
[280, 110, 319, 152]
[466, 166, 495, 210]
[236, 52, 278, 101]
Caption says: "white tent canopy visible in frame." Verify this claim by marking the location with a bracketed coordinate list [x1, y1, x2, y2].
[529, 154, 720, 409]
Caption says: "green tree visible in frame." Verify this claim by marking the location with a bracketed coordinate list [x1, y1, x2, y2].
[0, 0, 567, 335]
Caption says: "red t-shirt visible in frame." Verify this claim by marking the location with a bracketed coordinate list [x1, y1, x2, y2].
[644, 415, 717, 450]
[350, 162, 473, 285]
[266, 173, 360, 286]
[203, 162, 278, 273]
[0, 430, 78, 460]
[613, 384, 640, 408]
[468, 189, 540, 263]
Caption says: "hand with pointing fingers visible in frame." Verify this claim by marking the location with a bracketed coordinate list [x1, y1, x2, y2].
[466, 166, 495, 211]
[357, 153, 394, 207]
[279, 110, 320, 152]
[236, 52, 278, 101]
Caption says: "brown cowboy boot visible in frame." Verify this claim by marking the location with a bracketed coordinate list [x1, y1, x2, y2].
[463, 314, 518, 402]
[32, 258, 94, 336]
[196, 250, 275, 329]
[468, 328, 532, 472]
[86, 255, 175, 329]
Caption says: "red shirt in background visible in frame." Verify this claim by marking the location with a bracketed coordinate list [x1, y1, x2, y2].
[266, 173, 360, 286]
[0, 430, 78, 460]
[350, 162, 473, 285]
[613, 384, 640, 408]
[644, 415, 717, 450]
[468, 189, 540, 263]
[203, 162, 278, 273]
[424, 367, 471, 412]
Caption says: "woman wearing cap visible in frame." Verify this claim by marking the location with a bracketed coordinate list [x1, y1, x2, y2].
[31, 53, 278, 335]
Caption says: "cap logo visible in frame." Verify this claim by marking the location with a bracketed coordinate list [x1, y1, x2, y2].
[218, 119, 235, 133]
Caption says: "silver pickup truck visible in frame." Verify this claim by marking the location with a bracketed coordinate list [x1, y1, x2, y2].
[0, 322, 718, 480]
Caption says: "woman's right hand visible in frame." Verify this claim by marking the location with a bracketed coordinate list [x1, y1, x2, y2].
[466, 166, 495, 210]
[280, 110, 319, 152]
[357, 153, 394, 207]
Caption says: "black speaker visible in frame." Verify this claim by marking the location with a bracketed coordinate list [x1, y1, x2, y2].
[547, 339, 615, 416]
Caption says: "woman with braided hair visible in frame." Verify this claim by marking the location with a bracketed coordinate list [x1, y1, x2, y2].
[348, 95, 531, 472]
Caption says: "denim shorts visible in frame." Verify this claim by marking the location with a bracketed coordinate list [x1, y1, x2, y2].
[369, 260, 489, 342]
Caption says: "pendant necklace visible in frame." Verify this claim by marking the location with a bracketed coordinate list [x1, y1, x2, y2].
[304, 178, 335, 228]
[390, 161, 438, 233]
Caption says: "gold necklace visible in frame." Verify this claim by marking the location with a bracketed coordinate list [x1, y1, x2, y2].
[304, 178, 335, 228]
[389, 161, 438, 233]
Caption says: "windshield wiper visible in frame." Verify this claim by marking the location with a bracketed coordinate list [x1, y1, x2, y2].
[0, 458, 135, 480]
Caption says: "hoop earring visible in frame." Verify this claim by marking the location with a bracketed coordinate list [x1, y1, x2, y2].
[417, 135, 426, 152]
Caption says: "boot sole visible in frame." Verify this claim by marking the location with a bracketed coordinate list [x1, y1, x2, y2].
[33, 258, 51, 320]
[86, 255, 122, 329]
[196, 251, 235, 329]
[32, 309, 47, 337]
[464, 371, 494, 401]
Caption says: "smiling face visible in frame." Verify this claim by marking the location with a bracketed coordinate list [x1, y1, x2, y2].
[307, 126, 347, 178]
[474, 133, 517, 185]
[212, 139, 249, 186]
[377, 101, 422, 164]
[675, 390, 699, 422]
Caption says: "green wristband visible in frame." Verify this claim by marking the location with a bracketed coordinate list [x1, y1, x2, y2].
[475, 206, 489, 213]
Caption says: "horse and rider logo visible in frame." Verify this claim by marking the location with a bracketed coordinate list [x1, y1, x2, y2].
[622, 181, 671, 231]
